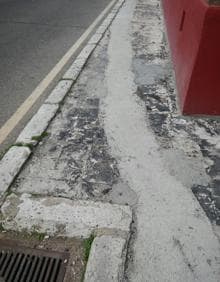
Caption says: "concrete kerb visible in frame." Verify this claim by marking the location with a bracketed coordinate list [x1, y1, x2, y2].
[77, 44, 97, 60]
[62, 57, 88, 80]
[0, 146, 31, 197]
[87, 33, 104, 45]
[16, 103, 59, 145]
[63, 0, 125, 80]
[84, 235, 128, 282]
[44, 80, 73, 104]
[96, 22, 111, 35]
[0, 0, 125, 195]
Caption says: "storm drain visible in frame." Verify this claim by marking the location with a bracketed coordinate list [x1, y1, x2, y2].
[0, 241, 69, 282]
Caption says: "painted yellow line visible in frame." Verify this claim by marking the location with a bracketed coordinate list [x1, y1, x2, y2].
[0, 0, 118, 145]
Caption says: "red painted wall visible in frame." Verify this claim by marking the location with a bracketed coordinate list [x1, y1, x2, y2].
[162, 0, 220, 115]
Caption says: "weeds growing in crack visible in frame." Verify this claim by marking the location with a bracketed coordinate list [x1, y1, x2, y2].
[83, 234, 95, 262]
[81, 234, 95, 281]
[31, 131, 49, 142]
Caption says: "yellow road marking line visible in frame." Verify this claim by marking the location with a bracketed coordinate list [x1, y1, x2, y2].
[0, 0, 118, 145]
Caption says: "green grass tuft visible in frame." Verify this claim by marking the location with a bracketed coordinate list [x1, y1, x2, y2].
[83, 234, 94, 262]
[31, 131, 49, 142]
[30, 230, 46, 241]
[80, 234, 95, 282]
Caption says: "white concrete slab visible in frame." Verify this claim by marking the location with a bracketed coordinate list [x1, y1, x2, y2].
[0, 147, 31, 195]
[84, 235, 126, 282]
[1, 194, 132, 238]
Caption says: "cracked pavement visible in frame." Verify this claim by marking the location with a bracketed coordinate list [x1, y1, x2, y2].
[2, 0, 220, 281]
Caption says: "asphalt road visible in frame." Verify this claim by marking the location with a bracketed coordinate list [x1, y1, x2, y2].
[0, 0, 111, 152]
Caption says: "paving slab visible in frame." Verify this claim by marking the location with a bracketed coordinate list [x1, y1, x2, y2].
[84, 235, 127, 282]
[1, 193, 132, 238]
[0, 147, 31, 196]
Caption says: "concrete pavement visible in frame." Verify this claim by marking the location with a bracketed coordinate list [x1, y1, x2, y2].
[1, 0, 220, 281]
[105, 0, 220, 281]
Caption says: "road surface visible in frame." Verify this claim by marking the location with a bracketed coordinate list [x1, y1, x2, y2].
[0, 0, 111, 152]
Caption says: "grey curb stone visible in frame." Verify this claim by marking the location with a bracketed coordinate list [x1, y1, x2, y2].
[16, 103, 59, 145]
[0, 147, 31, 196]
[62, 57, 87, 80]
[62, 0, 124, 81]
[45, 80, 73, 104]
[77, 44, 97, 60]
[96, 24, 109, 35]
[116, 0, 124, 7]
[101, 14, 115, 27]
[87, 33, 104, 45]
[63, 44, 97, 80]
[1, 193, 132, 238]
[84, 235, 127, 282]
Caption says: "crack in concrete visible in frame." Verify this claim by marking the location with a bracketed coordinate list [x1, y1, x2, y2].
[173, 237, 198, 278]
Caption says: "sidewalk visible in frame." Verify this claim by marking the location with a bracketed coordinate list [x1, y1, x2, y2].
[1, 0, 220, 281]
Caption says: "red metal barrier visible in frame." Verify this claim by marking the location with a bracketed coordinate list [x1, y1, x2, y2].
[162, 0, 220, 115]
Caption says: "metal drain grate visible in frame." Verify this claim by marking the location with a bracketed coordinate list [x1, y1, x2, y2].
[0, 240, 69, 282]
